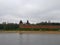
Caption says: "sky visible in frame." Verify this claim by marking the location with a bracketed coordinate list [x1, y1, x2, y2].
[0, 0, 60, 24]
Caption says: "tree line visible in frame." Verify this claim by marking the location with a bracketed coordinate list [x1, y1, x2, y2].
[0, 23, 19, 30]
[0, 20, 60, 31]
[36, 22, 60, 25]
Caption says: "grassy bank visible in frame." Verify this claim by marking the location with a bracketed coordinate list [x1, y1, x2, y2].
[17, 28, 60, 31]
[0, 30, 60, 34]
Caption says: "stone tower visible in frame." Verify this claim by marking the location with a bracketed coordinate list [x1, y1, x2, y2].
[26, 20, 30, 24]
[19, 20, 23, 28]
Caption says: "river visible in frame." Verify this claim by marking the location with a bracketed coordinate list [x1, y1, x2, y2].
[0, 33, 60, 45]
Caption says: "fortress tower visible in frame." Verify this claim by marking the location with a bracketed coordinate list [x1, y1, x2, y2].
[19, 20, 23, 28]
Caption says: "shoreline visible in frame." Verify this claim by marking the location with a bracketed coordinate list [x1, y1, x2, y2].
[0, 31, 60, 34]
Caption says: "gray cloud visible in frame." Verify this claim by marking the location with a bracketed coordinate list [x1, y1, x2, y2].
[0, 0, 60, 23]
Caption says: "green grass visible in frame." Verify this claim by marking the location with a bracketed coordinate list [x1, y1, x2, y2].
[0, 28, 60, 31]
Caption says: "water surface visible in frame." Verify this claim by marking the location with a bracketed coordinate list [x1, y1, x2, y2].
[0, 33, 60, 45]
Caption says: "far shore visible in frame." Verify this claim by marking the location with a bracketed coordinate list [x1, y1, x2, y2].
[0, 31, 60, 34]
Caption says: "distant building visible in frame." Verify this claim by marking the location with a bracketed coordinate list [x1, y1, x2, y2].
[19, 20, 60, 29]
[26, 20, 30, 24]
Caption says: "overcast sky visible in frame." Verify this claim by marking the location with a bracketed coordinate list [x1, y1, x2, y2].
[0, 0, 60, 24]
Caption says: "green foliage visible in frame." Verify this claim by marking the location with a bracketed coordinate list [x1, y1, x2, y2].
[16, 28, 60, 31]
[0, 23, 19, 30]
[0, 22, 60, 31]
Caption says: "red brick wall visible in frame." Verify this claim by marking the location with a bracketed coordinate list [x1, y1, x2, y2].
[19, 25, 60, 29]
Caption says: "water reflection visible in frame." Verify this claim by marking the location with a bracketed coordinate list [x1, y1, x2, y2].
[0, 33, 60, 45]
[19, 34, 60, 45]
[19, 34, 30, 45]
[0, 33, 19, 45]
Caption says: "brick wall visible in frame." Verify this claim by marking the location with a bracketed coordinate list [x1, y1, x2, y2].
[19, 25, 60, 29]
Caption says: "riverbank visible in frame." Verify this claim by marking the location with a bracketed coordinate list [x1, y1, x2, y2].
[0, 31, 60, 34]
